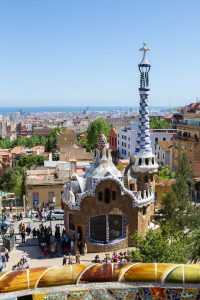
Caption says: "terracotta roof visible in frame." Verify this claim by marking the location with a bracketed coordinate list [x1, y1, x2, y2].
[0, 150, 11, 157]
[11, 146, 25, 154]
[157, 141, 172, 151]
[31, 146, 45, 151]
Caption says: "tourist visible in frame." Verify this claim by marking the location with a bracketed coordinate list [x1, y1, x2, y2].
[94, 254, 100, 263]
[21, 223, 26, 233]
[4, 248, 9, 262]
[18, 222, 22, 234]
[68, 253, 73, 265]
[32, 228, 37, 239]
[21, 231, 26, 243]
[49, 243, 56, 258]
[75, 251, 80, 264]
[1, 253, 6, 269]
[0, 258, 3, 272]
[70, 239, 74, 254]
[63, 255, 67, 266]
[83, 242, 87, 255]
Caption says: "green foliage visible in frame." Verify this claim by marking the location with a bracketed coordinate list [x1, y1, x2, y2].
[129, 153, 200, 264]
[18, 154, 47, 169]
[87, 119, 111, 148]
[0, 127, 64, 152]
[156, 165, 175, 180]
[0, 167, 25, 197]
[150, 117, 171, 129]
[190, 229, 200, 263]
[129, 229, 190, 264]
[159, 153, 199, 235]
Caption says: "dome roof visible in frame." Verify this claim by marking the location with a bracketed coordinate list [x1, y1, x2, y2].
[97, 134, 107, 151]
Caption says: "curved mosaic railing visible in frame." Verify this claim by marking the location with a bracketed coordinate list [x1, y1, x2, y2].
[0, 263, 200, 294]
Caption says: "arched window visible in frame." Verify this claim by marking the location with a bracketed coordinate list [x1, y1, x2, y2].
[139, 158, 142, 165]
[145, 158, 149, 165]
[105, 188, 110, 204]
[89, 214, 123, 243]
[152, 157, 154, 164]
[98, 191, 103, 202]
[112, 191, 116, 200]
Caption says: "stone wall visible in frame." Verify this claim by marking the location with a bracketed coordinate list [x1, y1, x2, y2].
[64, 178, 153, 253]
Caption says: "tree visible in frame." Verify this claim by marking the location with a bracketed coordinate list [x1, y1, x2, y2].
[190, 229, 200, 263]
[87, 119, 111, 148]
[156, 165, 175, 180]
[18, 154, 47, 169]
[159, 152, 200, 236]
[129, 228, 190, 264]
[0, 167, 24, 197]
[150, 117, 171, 129]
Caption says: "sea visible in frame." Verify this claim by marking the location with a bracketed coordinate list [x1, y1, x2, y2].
[0, 106, 171, 115]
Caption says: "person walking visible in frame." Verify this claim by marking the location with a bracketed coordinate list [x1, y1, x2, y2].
[4, 248, 9, 262]
[75, 251, 80, 264]
[62, 255, 67, 266]
[21, 231, 26, 243]
[68, 253, 73, 265]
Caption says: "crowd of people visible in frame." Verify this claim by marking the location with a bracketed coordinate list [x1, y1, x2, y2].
[62, 250, 81, 265]
[0, 248, 9, 272]
[94, 251, 129, 263]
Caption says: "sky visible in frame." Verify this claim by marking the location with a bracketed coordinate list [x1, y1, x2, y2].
[0, 0, 200, 107]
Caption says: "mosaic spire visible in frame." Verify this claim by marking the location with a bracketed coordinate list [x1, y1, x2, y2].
[135, 43, 152, 154]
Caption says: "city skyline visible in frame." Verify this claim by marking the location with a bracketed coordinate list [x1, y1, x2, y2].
[0, 0, 199, 106]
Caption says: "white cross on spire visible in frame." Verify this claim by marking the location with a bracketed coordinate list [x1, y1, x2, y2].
[139, 42, 150, 65]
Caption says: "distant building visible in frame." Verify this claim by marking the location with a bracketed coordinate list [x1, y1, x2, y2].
[109, 128, 117, 152]
[32, 127, 52, 137]
[56, 129, 76, 150]
[173, 120, 200, 203]
[155, 141, 173, 167]
[25, 161, 72, 209]
[117, 123, 176, 160]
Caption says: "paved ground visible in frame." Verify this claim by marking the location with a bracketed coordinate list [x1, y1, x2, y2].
[2, 217, 133, 271]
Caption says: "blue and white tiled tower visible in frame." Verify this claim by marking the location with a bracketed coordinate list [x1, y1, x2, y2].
[125, 43, 158, 198]
[135, 43, 152, 154]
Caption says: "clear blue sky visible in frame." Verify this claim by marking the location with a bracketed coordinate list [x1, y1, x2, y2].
[0, 0, 199, 107]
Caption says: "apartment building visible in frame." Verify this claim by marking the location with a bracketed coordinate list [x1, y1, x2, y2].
[117, 123, 176, 161]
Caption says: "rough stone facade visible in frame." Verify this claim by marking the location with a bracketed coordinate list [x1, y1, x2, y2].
[64, 178, 152, 252]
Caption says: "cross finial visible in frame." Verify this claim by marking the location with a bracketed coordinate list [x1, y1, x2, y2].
[139, 42, 150, 65]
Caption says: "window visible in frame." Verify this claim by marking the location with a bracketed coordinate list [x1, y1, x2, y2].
[155, 137, 158, 142]
[89, 215, 123, 243]
[163, 138, 166, 141]
[48, 192, 55, 203]
[90, 215, 107, 242]
[139, 158, 142, 165]
[105, 188, 111, 203]
[68, 213, 75, 231]
[190, 145, 193, 152]
[152, 157, 154, 164]
[109, 215, 123, 241]
[145, 158, 149, 165]
[181, 144, 185, 151]
[98, 192, 103, 202]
